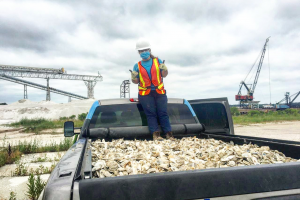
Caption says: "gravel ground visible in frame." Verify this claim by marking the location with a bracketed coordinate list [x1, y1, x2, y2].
[234, 121, 300, 142]
[0, 127, 66, 199]
[0, 174, 50, 200]
[0, 152, 65, 177]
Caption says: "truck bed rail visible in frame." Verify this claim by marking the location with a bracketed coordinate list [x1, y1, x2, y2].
[87, 124, 205, 139]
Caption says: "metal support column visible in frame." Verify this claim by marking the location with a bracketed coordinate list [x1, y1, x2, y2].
[120, 80, 130, 98]
[285, 92, 290, 106]
[46, 77, 50, 101]
[24, 85, 28, 99]
[84, 80, 97, 99]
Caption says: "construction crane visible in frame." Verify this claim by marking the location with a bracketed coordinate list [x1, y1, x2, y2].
[277, 91, 300, 107]
[235, 37, 270, 107]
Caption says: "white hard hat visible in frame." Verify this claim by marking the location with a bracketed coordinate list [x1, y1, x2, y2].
[136, 40, 151, 50]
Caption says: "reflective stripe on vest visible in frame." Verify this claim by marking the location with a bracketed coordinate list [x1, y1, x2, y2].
[137, 58, 166, 96]
[152, 58, 165, 94]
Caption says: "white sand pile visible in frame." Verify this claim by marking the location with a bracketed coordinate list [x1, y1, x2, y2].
[0, 99, 95, 123]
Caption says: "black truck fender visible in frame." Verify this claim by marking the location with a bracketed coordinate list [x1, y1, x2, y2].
[41, 138, 87, 200]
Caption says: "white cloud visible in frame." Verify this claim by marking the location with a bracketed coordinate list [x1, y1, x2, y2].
[1, 0, 300, 105]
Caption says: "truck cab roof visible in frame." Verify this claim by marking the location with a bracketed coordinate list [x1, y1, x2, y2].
[97, 98, 185, 105]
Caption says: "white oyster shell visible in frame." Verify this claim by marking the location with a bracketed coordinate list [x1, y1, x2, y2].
[91, 137, 297, 178]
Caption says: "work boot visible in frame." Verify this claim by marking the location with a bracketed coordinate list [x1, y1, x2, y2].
[153, 131, 164, 141]
[166, 132, 176, 141]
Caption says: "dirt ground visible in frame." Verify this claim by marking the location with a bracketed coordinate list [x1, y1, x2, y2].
[0, 126, 65, 147]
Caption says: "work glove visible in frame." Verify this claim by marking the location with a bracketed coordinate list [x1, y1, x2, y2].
[159, 63, 168, 71]
[131, 70, 138, 81]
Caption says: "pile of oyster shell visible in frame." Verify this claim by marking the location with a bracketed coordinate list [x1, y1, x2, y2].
[91, 137, 297, 178]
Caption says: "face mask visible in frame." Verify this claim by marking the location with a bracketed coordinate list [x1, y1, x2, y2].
[140, 51, 150, 59]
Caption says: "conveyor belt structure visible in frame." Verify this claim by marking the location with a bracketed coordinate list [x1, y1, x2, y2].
[0, 74, 88, 100]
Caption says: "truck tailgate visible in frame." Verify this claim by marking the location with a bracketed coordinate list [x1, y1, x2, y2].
[78, 162, 300, 200]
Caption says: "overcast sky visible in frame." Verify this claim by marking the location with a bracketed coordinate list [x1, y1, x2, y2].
[0, 0, 300, 105]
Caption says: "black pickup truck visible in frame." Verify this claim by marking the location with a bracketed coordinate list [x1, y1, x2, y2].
[40, 97, 300, 200]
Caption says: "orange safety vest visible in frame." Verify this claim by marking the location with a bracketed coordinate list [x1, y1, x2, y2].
[138, 58, 166, 96]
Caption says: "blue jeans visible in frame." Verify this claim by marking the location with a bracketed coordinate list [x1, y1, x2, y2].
[138, 90, 172, 134]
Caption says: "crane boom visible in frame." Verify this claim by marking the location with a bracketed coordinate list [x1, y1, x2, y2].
[250, 37, 270, 93]
[290, 91, 300, 104]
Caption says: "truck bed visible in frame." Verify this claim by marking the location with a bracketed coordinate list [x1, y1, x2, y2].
[76, 133, 300, 200]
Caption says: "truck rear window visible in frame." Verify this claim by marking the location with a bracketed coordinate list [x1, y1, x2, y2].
[89, 103, 196, 128]
[191, 103, 229, 130]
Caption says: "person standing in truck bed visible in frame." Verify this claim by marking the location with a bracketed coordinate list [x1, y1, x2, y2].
[131, 40, 175, 141]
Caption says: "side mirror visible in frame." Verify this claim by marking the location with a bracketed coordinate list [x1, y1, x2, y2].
[64, 121, 74, 137]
